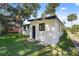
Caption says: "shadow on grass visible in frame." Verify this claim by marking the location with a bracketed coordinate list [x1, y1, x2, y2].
[57, 30, 79, 56]
[58, 30, 74, 49]
[0, 33, 45, 56]
[0, 32, 79, 56]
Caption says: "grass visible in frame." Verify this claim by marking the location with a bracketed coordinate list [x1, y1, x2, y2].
[0, 32, 78, 56]
[67, 28, 79, 38]
[56, 31, 78, 56]
[0, 33, 46, 56]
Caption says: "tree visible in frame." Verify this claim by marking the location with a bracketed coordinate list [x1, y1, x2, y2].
[41, 11, 46, 19]
[67, 14, 78, 33]
[0, 3, 40, 35]
[6, 3, 40, 36]
[0, 3, 40, 26]
[6, 3, 40, 21]
[45, 3, 60, 16]
[71, 25, 79, 33]
[67, 14, 77, 22]
[0, 3, 40, 23]
[67, 14, 77, 27]
[0, 14, 10, 33]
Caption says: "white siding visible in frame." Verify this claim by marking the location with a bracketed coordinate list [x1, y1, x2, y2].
[22, 26, 30, 35]
[29, 19, 63, 46]
[53, 19, 63, 45]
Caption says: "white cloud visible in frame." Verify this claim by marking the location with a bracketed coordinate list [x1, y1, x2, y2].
[75, 3, 79, 6]
[60, 7, 66, 11]
[59, 16, 67, 19]
[58, 16, 67, 22]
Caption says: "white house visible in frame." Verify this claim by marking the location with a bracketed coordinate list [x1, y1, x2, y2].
[28, 15, 64, 46]
[22, 20, 30, 35]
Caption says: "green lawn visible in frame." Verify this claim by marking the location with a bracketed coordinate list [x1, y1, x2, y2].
[0, 32, 78, 56]
[57, 31, 78, 56]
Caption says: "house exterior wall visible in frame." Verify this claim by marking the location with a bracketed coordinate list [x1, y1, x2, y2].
[8, 26, 19, 32]
[30, 19, 63, 46]
[22, 26, 30, 35]
[53, 19, 64, 45]
[22, 27, 26, 35]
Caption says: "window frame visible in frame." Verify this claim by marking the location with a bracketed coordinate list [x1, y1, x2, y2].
[39, 23, 45, 31]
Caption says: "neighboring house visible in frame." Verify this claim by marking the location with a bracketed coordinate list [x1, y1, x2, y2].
[6, 16, 21, 33]
[0, 14, 21, 33]
[22, 20, 30, 35]
[8, 20, 20, 33]
[28, 15, 64, 46]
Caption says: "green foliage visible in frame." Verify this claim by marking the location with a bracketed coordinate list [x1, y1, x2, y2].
[0, 32, 78, 56]
[45, 3, 60, 16]
[0, 3, 40, 28]
[0, 14, 10, 34]
[0, 3, 40, 20]
[57, 30, 78, 56]
[0, 33, 44, 56]
[67, 14, 78, 33]
[6, 3, 40, 20]
[67, 25, 79, 38]
[67, 14, 77, 22]
[67, 25, 79, 33]
[0, 4, 40, 34]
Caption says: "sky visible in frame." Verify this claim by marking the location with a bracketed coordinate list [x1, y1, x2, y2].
[6, 3, 79, 27]
[35, 3, 79, 27]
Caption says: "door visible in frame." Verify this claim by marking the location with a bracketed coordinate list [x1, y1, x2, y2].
[32, 26, 35, 39]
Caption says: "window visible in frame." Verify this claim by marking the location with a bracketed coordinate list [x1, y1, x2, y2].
[39, 23, 45, 31]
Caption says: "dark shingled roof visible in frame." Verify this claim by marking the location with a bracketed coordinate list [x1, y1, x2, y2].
[28, 15, 64, 26]
[28, 16, 56, 21]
